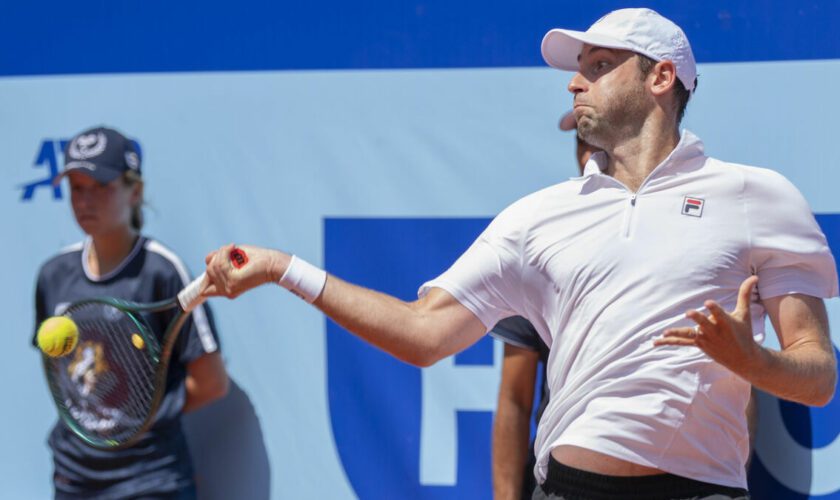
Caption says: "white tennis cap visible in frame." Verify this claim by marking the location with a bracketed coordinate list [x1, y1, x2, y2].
[542, 8, 697, 92]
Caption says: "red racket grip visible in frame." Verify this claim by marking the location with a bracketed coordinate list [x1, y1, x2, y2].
[230, 247, 249, 269]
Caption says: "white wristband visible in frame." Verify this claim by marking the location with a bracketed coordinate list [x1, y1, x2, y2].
[278, 255, 327, 303]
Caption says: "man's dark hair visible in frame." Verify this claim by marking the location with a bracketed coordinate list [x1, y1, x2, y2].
[636, 55, 693, 125]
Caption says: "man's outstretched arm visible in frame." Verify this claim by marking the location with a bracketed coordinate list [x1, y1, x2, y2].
[204, 244, 488, 367]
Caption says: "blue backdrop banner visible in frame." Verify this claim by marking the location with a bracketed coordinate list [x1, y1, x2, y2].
[3, 1, 840, 499]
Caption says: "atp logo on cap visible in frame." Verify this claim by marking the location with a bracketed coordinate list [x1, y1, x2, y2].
[682, 196, 704, 217]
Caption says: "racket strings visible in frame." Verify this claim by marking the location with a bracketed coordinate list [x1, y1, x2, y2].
[47, 303, 161, 445]
[90, 317, 155, 427]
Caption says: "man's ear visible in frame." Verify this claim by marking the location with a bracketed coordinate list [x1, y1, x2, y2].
[649, 60, 678, 97]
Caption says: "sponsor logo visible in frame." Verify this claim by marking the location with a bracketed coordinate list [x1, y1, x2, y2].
[67, 341, 110, 399]
[67, 132, 107, 160]
[20, 139, 67, 201]
[682, 196, 705, 217]
[231, 248, 249, 268]
[125, 151, 140, 170]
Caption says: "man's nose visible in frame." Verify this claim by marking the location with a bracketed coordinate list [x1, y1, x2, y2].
[568, 72, 588, 95]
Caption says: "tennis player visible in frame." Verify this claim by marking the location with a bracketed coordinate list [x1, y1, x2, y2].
[203, 8, 836, 499]
[34, 126, 229, 499]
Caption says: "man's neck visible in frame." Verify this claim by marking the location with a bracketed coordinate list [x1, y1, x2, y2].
[87, 230, 139, 277]
[603, 120, 681, 192]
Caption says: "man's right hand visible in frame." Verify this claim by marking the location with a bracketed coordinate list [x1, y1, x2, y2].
[203, 243, 291, 299]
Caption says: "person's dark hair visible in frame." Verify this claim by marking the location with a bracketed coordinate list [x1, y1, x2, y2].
[636, 55, 693, 125]
[122, 171, 144, 231]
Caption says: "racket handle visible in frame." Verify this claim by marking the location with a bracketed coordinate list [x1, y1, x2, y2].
[178, 272, 208, 312]
[177, 249, 246, 311]
[230, 247, 248, 268]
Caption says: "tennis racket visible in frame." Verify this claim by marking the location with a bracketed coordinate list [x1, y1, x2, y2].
[42, 248, 249, 449]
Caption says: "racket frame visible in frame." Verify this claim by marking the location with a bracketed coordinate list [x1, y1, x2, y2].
[42, 275, 205, 449]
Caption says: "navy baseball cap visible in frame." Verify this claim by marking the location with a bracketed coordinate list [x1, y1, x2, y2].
[56, 126, 141, 184]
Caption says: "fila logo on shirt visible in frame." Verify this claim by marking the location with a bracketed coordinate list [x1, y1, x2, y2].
[682, 196, 705, 217]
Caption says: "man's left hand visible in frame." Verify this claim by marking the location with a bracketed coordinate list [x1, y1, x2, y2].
[655, 276, 760, 372]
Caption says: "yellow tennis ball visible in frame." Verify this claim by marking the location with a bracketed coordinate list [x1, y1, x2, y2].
[37, 316, 79, 358]
[131, 333, 145, 350]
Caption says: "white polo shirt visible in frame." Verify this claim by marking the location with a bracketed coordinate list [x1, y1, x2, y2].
[419, 130, 837, 489]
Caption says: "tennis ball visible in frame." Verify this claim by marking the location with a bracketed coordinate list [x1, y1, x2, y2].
[131, 333, 145, 350]
[37, 316, 79, 358]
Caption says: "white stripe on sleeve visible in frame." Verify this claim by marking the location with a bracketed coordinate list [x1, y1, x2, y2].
[145, 240, 218, 353]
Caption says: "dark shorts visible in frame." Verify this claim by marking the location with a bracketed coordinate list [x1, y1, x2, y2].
[532, 455, 749, 500]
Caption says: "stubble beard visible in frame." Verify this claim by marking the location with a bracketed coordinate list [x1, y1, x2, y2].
[576, 83, 651, 151]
